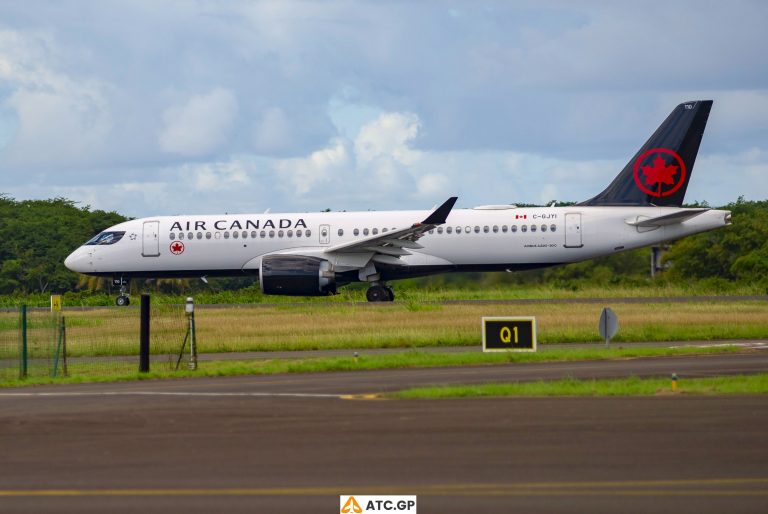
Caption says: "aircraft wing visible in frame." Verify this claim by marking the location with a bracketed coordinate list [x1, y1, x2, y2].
[323, 197, 457, 265]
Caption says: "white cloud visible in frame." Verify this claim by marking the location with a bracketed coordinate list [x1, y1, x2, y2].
[355, 112, 420, 166]
[416, 173, 449, 197]
[252, 106, 292, 154]
[159, 88, 238, 156]
[0, 29, 113, 168]
[181, 158, 251, 192]
[275, 137, 348, 195]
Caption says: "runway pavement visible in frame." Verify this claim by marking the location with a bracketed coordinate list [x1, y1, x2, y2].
[1, 353, 767, 513]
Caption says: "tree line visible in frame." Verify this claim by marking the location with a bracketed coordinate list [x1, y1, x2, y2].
[0, 194, 766, 295]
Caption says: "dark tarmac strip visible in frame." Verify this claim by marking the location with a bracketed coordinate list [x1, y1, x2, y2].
[1, 353, 767, 513]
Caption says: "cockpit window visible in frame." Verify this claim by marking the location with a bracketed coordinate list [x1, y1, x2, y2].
[84, 231, 126, 246]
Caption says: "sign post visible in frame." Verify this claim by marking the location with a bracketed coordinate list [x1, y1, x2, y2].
[482, 317, 537, 352]
[599, 307, 619, 346]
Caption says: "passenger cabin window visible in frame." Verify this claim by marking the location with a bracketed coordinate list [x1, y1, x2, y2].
[224, 231, 230, 239]
[474, 226, 480, 233]
[85, 231, 126, 245]
[197, 232, 203, 239]
[511, 225, 517, 233]
[372, 228, 378, 235]
[446, 227, 453, 234]
[233, 231, 239, 239]
[521, 225, 528, 233]
[260, 231, 266, 238]
[278, 230, 284, 238]
[492, 226, 498, 233]
[502, 225, 508, 233]
[541, 224, 547, 232]
[169, 233, 176, 240]
[456, 226, 462, 234]
[296, 229, 302, 237]
[354, 228, 359, 236]
[550, 224, 557, 232]
[437, 227, 444, 234]
[363, 228, 369, 236]
[287, 230, 293, 237]
[338, 229, 344, 236]
[530, 225, 537, 232]
[179, 232, 185, 240]
[306, 229, 312, 237]
[206, 232, 212, 239]
[269, 230, 275, 238]
[251, 231, 257, 238]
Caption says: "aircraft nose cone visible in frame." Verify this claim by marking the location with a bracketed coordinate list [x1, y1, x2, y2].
[65, 249, 90, 273]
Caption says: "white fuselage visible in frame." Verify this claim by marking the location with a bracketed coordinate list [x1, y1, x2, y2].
[65, 205, 731, 281]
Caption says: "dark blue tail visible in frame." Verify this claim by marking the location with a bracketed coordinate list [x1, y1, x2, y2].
[579, 100, 712, 207]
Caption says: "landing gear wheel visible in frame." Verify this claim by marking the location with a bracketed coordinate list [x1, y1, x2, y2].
[116, 295, 130, 307]
[366, 285, 390, 302]
[384, 285, 395, 302]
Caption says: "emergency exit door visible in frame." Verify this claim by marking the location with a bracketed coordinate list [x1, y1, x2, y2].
[319, 224, 331, 245]
[564, 213, 583, 248]
[142, 221, 160, 257]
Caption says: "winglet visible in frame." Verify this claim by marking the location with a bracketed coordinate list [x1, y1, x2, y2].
[420, 197, 458, 225]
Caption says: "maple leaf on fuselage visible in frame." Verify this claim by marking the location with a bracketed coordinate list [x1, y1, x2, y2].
[642, 154, 678, 186]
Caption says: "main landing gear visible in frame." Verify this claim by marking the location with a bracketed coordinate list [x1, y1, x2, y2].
[366, 283, 395, 302]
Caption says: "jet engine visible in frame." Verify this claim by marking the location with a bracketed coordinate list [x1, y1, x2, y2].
[259, 255, 336, 296]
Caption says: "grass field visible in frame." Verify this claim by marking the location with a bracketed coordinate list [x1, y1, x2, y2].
[1, 299, 766, 357]
[394, 374, 768, 398]
[0, 345, 748, 388]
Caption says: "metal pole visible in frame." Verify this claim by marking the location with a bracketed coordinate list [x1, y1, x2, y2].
[189, 310, 197, 371]
[52, 315, 63, 378]
[139, 294, 150, 373]
[20, 305, 27, 379]
[61, 317, 68, 377]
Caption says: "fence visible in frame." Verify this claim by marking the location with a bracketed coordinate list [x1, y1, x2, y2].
[0, 302, 192, 383]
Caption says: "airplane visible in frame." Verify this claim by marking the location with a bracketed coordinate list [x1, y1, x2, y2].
[65, 100, 731, 305]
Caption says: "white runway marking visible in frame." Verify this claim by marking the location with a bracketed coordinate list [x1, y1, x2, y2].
[0, 391, 344, 399]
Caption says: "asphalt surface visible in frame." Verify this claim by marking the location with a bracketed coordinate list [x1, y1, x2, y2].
[1, 353, 767, 513]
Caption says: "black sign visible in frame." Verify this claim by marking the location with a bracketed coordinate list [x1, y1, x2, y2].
[482, 317, 537, 352]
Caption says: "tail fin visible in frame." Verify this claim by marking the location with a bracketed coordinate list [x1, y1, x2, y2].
[579, 100, 713, 207]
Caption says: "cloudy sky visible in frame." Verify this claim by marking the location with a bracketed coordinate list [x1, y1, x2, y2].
[1, 1, 767, 217]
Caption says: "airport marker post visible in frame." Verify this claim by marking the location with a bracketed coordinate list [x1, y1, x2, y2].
[139, 294, 150, 373]
[19, 304, 28, 379]
[185, 297, 197, 371]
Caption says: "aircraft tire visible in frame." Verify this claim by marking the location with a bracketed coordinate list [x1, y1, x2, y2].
[116, 295, 130, 307]
[366, 285, 390, 302]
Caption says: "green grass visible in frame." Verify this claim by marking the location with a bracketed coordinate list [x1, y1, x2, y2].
[3, 300, 763, 358]
[0, 344, 747, 388]
[394, 374, 768, 398]
[1, 281, 765, 308]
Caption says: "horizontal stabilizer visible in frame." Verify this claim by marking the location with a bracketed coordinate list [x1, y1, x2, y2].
[625, 208, 709, 227]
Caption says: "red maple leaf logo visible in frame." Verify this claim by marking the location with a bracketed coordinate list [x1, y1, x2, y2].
[170, 242, 184, 254]
[641, 154, 678, 187]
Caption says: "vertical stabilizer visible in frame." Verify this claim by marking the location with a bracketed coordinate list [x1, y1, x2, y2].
[579, 100, 712, 206]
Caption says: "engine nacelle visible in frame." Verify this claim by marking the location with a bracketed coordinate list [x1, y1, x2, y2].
[259, 255, 336, 296]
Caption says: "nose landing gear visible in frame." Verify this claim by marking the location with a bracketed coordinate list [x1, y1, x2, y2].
[366, 283, 395, 302]
[114, 277, 130, 306]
